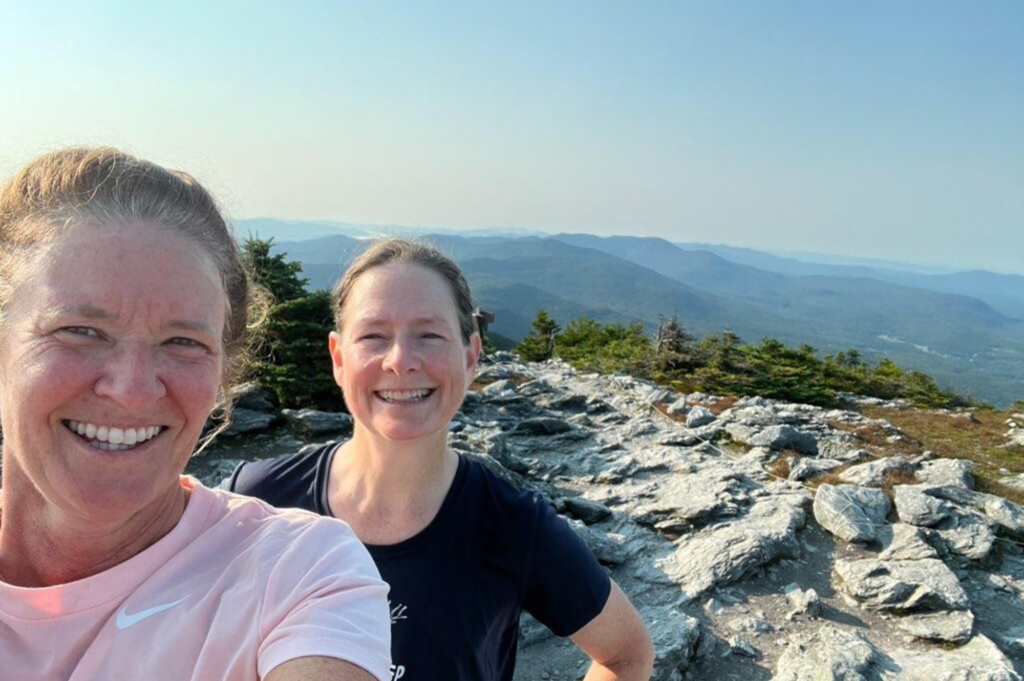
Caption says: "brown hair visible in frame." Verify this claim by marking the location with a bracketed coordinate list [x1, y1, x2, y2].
[0, 147, 263, 440]
[333, 238, 476, 344]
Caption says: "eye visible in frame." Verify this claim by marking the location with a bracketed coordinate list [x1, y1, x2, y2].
[58, 326, 102, 339]
[359, 333, 386, 341]
[165, 337, 210, 351]
[421, 332, 446, 340]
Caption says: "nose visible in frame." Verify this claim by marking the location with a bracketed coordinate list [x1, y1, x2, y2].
[380, 336, 422, 376]
[94, 341, 167, 409]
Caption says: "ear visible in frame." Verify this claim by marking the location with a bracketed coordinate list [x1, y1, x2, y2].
[328, 331, 345, 388]
[465, 332, 482, 387]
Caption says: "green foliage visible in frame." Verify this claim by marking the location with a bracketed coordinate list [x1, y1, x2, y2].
[257, 290, 346, 410]
[556, 316, 653, 375]
[523, 312, 974, 409]
[241, 236, 343, 410]
[516, 310, 561, 361]
[242, 236, 309, 303]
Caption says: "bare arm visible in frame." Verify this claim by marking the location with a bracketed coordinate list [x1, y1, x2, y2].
[265, 656, 379, 681]
[570, 581, 655, 681]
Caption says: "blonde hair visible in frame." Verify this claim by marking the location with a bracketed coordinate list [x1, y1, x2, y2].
[0, 147, 263, 441]
[333, 238, 477, 344]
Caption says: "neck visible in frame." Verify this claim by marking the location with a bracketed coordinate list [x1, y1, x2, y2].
[0, 469, 189, 588]
[329, 424, 456, 515]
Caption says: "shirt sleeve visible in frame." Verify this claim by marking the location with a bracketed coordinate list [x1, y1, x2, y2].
[521, 497, 612, 637]
[256, 517, 392, 681]
[219, 460, 245, 491]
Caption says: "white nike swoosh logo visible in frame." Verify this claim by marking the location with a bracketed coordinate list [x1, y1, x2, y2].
[115, 596, 189, 629]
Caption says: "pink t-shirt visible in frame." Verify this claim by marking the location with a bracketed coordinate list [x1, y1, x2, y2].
[0, 477, 391, 681]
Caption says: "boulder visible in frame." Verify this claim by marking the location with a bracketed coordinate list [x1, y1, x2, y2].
[878, 523, 939, 561]
[788, 457, 844, 481]
[560, 497, 613, 525]
[658, 494, 809, 600]
[666, 396, 689, 416]
[783, 583, 821, 618]
[645, 609, 701, 678]
[813, 484, 891, 543]
[512, 417, 573, 436]
[632, 466, 750, 532]
[221, 408, 279, 437]
[686, 406, 716, 429]
[481, 378, 517, 394]
[934, 513, 997, 561]
[894, 485, 950, 527]
[979, 494, 1024, 538]
[999, 473, 1024, 493]
[885, 634, 1021, 681]
[834, 557, 973, 642]
[564, 518, 629, 566]
[839, 457, 916, 487]
[917, 458, 975, 488]
[774, 626, 877, 681]
[281, 408, 353, 436]
[232, 382, 277, 412]
[728, 424, 818, 455]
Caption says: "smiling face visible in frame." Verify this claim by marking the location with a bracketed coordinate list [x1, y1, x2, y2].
[0, 220, 226, 522]
[330, 263, 481, 447]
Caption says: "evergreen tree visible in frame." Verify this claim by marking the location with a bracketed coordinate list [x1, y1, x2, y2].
[258, 290, 346, 410]
[517, 310, 561, 361]
[241, 236, 309, 303]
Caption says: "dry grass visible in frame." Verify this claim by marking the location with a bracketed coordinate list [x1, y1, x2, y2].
[859, 405, 1024, 480]
[852, 405, 1024, 506]
[826, 419, 921, 457]
[704, 395, 740, 416]
[470, 372, 533, 391]
[766, 456, 792, 480]
[652, 403, 685, 423]
[652, 394, 740, 423]
[976, 476, 1024, 507]
[805, 463, 854, 490]
[881, 468, 921, 499]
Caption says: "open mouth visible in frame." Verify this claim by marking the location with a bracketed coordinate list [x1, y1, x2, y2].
[374, 389, 436, 404]
[63, 420, 165, 452]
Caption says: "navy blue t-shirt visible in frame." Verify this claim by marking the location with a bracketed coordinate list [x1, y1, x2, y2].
[222, 443, 611, 681]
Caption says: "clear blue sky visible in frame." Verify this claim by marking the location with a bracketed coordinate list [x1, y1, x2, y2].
[2, 1, 1022, 272]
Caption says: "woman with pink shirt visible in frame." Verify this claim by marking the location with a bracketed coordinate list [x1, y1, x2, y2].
[0, 148, 391, 681]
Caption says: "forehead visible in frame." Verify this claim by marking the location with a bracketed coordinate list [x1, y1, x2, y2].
[346, 263, 458, 323]
[8, 221, 225, 327]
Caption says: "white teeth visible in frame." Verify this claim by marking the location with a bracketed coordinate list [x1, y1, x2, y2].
[64, 421, 163, 449]
[378, 389, 432, 403]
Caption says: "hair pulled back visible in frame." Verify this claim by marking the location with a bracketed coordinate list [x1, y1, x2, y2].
[333, 238, 476, 344]
[0, 147, 259, 433]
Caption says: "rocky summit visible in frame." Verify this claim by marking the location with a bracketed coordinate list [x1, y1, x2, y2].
[191, 354, 1024, 681]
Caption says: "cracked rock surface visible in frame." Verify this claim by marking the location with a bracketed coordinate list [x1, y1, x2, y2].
[191, 355, 1024, 681]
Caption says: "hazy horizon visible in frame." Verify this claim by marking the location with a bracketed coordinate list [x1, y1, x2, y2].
[2, 1, 1021, 273]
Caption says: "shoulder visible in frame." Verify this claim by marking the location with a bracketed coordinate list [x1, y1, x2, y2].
[221, 442, 336, 512]
[199, 481, 387, 605]
[459, 454, 550, 527]
[190, 484, 391, 681]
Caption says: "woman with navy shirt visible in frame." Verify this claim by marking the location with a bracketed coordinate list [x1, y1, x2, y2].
[225, 239, 654, 681]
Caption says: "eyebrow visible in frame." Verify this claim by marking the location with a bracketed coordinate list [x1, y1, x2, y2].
[46, 304, 219, 336]
[354, 315, 449, 326]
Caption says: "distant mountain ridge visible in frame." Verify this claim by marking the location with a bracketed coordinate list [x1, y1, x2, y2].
[239, 218, 1024, 406]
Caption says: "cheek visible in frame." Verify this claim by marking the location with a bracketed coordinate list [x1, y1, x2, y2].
[164, 362, 222, 416]
[20, 353, 99, 408]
